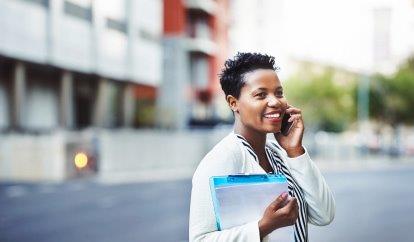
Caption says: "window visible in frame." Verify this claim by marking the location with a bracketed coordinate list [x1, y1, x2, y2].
[139, 29, 159, 42]
[106, 18, 127, 33]
[187, 14, 211, 39]
[64, 0, 92, 22]
[20, 0, 49, 8]
[190, 54, 209, 88]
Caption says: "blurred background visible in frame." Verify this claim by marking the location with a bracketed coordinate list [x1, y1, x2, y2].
[0, 0, 414, 241]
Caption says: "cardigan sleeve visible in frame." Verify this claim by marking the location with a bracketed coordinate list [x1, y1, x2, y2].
[189, 145, 262, 242]
[282, 148, 336, 226]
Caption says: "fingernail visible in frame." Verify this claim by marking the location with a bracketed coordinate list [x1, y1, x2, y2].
[281, 192, 288, 199]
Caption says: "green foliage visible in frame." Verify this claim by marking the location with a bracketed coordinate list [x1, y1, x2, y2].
[284, 69, 356, 132]
[369, 57, 414, 125]
[284, 56, 414, 131]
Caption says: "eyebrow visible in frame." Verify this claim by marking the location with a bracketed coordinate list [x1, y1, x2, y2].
[253, 86, 283, 92]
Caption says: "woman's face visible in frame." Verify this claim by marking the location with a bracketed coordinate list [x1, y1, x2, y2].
[234, 69, 288, 134]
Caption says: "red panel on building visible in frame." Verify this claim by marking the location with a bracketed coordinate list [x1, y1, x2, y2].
[164, 0, 185, 35]
[134, 84, 157, 100]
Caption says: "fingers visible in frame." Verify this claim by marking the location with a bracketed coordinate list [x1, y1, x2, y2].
[285, 105, 303, 125]
[279, 196, 298, 214]
[286, 106, 302, 115]
[269, 192, 289, 210]
[281, 197, 299, 224]
[288, 114, 301, 123]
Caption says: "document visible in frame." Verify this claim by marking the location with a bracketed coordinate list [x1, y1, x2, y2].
[210, 174, 294, 242]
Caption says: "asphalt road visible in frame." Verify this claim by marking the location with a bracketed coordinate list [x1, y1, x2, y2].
[1, 166, 414, 242]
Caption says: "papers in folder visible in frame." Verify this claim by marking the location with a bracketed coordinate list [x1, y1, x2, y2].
[210, 174, 294, 242]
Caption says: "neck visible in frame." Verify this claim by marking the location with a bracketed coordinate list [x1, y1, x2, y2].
[234, 118, 267, 155]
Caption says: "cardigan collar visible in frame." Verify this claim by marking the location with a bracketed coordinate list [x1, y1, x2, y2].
[231, 132, 284, 171]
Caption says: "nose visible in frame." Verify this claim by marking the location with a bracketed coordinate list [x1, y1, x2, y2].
[267, 95, 281, 107]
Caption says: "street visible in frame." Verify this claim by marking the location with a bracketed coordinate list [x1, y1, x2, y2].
[1, 165, 414, 242]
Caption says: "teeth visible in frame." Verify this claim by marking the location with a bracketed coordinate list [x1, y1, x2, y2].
[265, 113, 280, 118]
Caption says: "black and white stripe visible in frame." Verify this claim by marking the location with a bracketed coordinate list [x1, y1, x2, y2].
[236, 135, 308, 242]
[236, 134, 259, 162]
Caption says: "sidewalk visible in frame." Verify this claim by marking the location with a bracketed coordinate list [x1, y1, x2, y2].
[315, 156, 414, 173]
[96, 167, 196, 184]
[96, 156, 414, 184]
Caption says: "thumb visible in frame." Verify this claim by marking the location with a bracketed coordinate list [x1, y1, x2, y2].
[280, 196, 297, 213]
[269, 191, 289, 211]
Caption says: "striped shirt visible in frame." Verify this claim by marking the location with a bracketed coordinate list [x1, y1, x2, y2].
[236, 134, 309, 242]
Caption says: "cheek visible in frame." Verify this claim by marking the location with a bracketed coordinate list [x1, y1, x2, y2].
[281, 98, 288, 108]
[239, 102, 262, 121]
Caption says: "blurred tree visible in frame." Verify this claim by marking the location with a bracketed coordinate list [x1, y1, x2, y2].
[285, 69, 356, 132]
[368, 56, 414, 156]
[370, 56, 414, 126]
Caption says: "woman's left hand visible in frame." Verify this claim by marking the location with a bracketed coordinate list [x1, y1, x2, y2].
[274, 105, 305, 157]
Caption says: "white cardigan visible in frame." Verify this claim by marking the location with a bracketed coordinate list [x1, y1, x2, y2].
[189, 132, 335, 242]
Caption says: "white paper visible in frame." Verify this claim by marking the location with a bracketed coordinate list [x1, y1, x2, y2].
[215, 182, 294, 242]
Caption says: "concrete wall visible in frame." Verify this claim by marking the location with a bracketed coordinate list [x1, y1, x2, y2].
[1, 128, 413, 182]
[0, 133, 66, 181]
[156, 37, 191, 129]
[0, 128, 232, 182]
[97, 128, 231, 181]
[0, 0, 49, 63]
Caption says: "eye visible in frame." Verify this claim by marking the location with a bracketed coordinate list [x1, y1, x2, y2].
[256, 92, 267, 99]
[276, 90, 284, 97]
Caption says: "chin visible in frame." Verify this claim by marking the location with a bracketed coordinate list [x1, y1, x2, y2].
[250, 123, 281, 134]
[262, 125, 281, 134]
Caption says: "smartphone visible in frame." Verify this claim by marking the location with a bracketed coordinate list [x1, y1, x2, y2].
[281, 113, 292, 136]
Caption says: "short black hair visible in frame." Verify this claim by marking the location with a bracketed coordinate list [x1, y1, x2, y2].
[219, 52, 278, 99]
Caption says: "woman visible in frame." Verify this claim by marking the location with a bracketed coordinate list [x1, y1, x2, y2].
[189, 53, 335, 242]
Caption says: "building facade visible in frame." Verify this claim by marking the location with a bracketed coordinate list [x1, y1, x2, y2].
[157, 0, 229, 129]
[0, 0, 163, 181]
[0, 0, 163, 131]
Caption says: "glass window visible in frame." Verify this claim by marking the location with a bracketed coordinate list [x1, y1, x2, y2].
[64, 0, 92, 22]
[106, 18, 127, 33]
[20, 0, 49, 7]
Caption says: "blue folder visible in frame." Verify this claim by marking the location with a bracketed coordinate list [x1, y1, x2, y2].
[210, 174, 293, 241]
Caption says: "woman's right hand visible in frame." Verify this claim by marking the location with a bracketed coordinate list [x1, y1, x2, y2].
[258, 192, 299, 239]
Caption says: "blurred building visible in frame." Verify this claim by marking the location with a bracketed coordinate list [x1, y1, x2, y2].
[157, 0, 230, 129]
[0, 0, 232, 181]
[0, 0, 163, 181]
[0, 0, 162, 131]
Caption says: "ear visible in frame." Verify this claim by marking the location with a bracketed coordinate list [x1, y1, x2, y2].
[226, 95, 239, 113]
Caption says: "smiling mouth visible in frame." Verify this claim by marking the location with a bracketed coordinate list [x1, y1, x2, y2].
[263, 111, 283, 122]
[264, 113, 281, 118]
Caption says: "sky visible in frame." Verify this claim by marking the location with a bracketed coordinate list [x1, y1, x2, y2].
[230, 0, 414, 77]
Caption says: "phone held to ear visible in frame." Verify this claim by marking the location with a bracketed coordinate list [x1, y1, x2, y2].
[281, 113, 293, 136]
